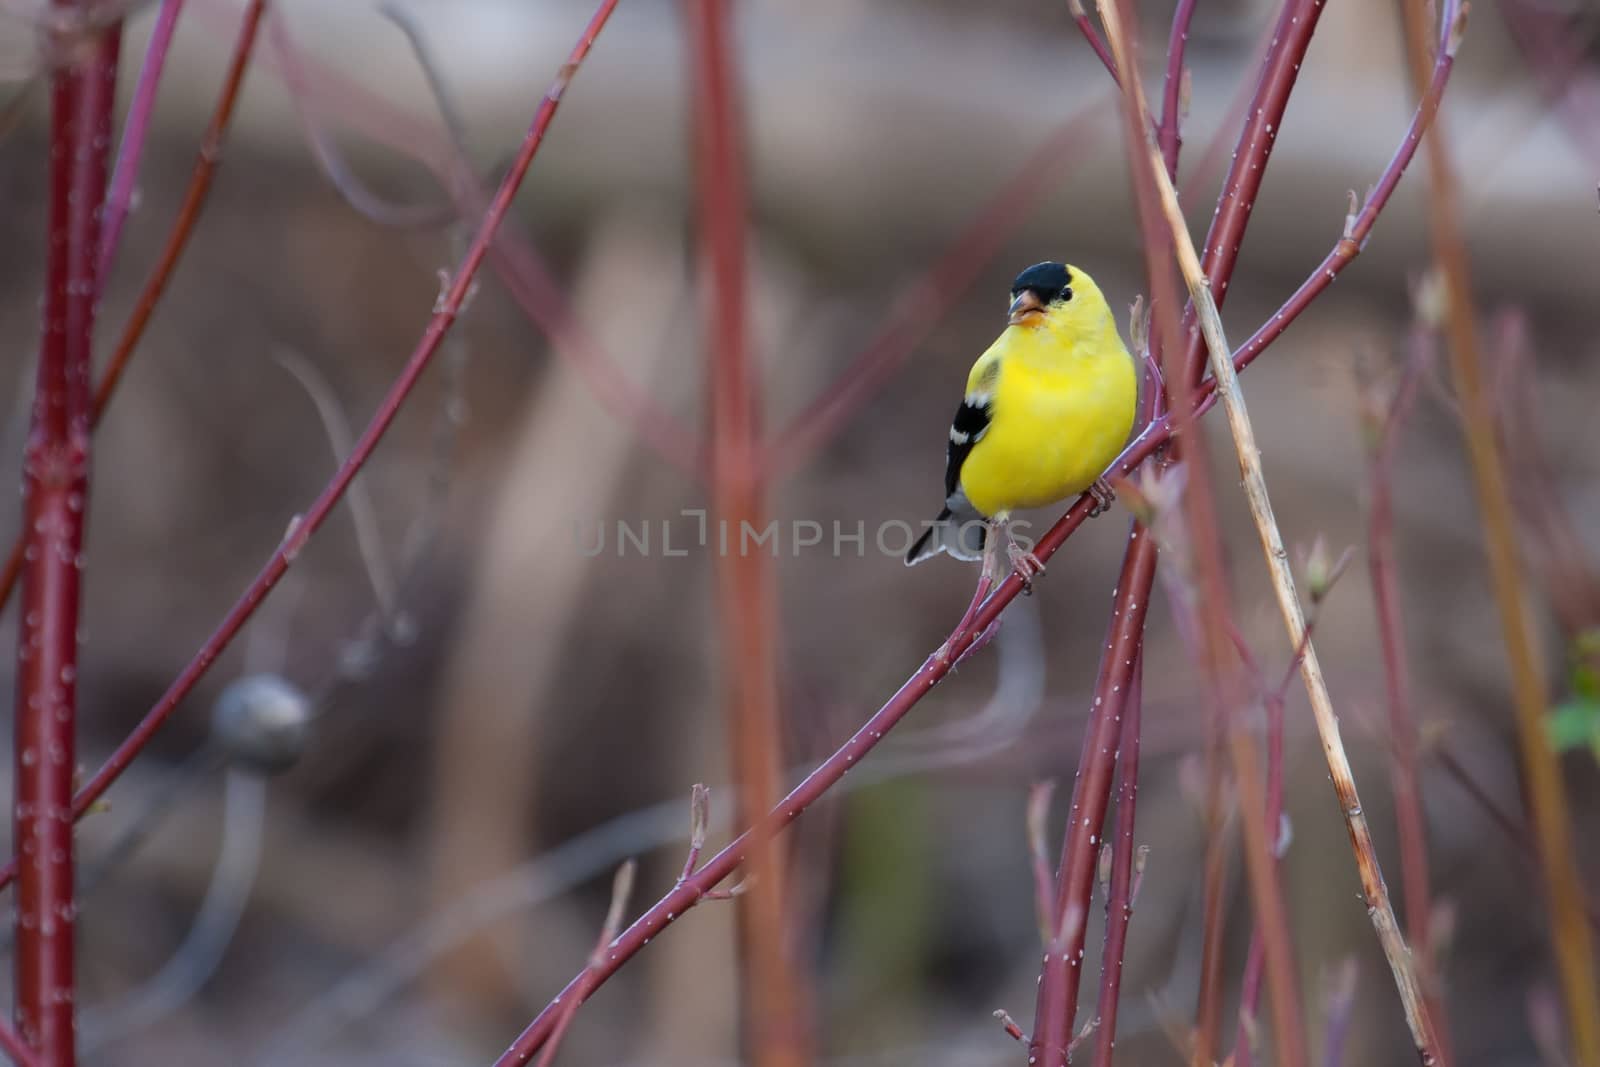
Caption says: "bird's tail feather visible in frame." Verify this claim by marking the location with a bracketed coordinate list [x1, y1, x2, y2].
[905, 506, 987, 565]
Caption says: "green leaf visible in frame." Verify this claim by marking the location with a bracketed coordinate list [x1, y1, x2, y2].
[1547, 699, 1600, 753]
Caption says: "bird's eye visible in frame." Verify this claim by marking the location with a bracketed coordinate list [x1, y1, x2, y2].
[1058, 286, 1073, 302]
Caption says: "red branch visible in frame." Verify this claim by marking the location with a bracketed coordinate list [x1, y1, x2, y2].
[1030, 524, 1159, 1067]
[1090, 648, 1144, 1067]
[1069, 0, 1120, 82]
[0, 0, 270, 619]
[1179, 0, 1327, 373]
[96, 0, 188, 289]
[0, 0, 622, 893]
[16, 14, 120, 1065]
[260, 12, 705, 477]
[1158, 0, 1196, 167]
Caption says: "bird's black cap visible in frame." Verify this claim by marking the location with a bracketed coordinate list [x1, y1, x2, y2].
[1011, 261, 1073, 302]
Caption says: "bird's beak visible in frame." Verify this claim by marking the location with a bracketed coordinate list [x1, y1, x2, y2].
[1008, 289, 1046, 326]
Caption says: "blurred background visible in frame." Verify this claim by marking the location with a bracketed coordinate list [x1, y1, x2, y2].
[0, 0, 1597, 1063]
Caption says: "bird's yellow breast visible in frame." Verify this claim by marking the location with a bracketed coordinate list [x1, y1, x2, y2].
[958, 316, 1137, 518]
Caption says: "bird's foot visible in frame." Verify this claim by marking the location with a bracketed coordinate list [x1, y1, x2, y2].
[1087, 477, 1117, 517]
[1006, 540, 1046, 590]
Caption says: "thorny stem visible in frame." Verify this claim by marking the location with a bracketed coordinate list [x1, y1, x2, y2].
[0, 0, 622, 893]
[16, 11, 120, 1065]
[0, 0, 270, 618]
[1399, 0, 1600, 1054]
[690, 1, 809, 1063]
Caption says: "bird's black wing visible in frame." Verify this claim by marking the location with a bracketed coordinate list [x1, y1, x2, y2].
[942, 360, 1000, 500]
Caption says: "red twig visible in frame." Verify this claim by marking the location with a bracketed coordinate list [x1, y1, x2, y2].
[1090, 648, 1144, 1067]
[90, 0, 266, 422]
[0, 0, 622, 895]
[1068, 0, 1120, 82]
[16, 13, 120, 1065]
[0, 1024, 42, 1067]
[531, 860, 636, 1067]
[96, 0, 187, 289]
[1178, 0, 1327, 369]
[1030, 523, 1158, 1067]
[690, 1, 808, 1062]
[1193, 736, 1233, 1063]
[764, 99, 1109, 479]
[1157, 0, 1196, 168]
[261, 11, 705, 477]
[1175, 15, 1276, 208]
[1231, 680, 1292, 1066]
[0, 0, 268, 620]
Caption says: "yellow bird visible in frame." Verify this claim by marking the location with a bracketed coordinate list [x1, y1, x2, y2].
[905, 261, 1138, 573]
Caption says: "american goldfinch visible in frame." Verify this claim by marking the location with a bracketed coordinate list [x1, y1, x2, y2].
[905, 261, 1137, 572]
